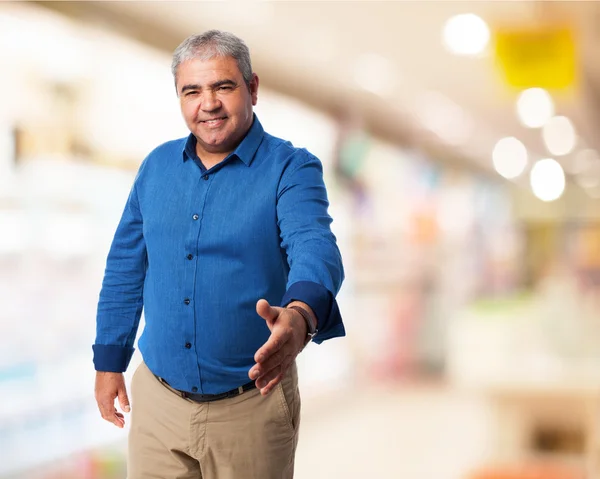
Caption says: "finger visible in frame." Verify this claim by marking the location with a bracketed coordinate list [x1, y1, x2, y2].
[97, 396, 124, 428]
[112, 414, 125, 428]
[256, 299, 279, 324]
[100, 407, 125, 428]
[256, 364, 282, 390]
[118, 386, 131, 413]
[112, 409, 125, 428]
[249, 349, 285, 379]
[257, 353, 294, 386]
[260, 372, 284, 396]
[251, 348, 295, 380]
[254, 329, 290, 363]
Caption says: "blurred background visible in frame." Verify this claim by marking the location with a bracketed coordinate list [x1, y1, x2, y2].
[2, 1, 600, 478]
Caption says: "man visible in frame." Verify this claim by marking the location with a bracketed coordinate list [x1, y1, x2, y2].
[93, 30, 345, 479]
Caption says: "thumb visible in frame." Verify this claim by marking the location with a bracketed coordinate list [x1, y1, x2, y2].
[118, 385, 131, 413]
[256, 299, 279, 324]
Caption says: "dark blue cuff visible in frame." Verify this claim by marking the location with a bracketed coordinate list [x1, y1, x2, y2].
[280, 281, 345, 343]
[92, 344, 135, 372]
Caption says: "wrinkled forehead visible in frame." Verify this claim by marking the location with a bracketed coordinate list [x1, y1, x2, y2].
[176, 55, 242, 88]
[178, 50, 241, 75]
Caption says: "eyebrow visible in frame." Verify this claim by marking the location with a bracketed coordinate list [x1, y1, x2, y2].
[180, 79, 237, 94]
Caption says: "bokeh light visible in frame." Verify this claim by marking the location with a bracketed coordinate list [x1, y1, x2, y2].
[516, 88, 554, 128]
[542, 116, 577, 156]
[530, 158, 566, 202]
[442, 13, 490, 56]
[492, 136, 528, 179]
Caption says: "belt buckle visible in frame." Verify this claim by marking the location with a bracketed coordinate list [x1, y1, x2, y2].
[223, 385, 244, 400]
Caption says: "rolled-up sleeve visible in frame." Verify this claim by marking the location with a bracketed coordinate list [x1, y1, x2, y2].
[93, 176, 147, 372]
[277, 152, 345, 343]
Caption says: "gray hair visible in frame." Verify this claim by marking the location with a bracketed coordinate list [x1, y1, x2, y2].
[171, 30, 253, 86]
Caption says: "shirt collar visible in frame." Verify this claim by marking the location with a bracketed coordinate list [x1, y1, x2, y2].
[182, 114, 264, 167]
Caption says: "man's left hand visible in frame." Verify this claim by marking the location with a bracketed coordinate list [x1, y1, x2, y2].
[249, 299, 309, 395]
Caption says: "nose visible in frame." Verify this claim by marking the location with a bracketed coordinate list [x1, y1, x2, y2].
[201, 90, 221, 112]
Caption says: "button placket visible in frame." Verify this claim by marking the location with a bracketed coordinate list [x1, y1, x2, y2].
[186, 169, 209, 399]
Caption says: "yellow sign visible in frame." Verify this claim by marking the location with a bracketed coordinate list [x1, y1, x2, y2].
[494, 26, 576, 90]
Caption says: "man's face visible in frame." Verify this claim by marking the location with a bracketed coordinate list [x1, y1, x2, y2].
[176, 55, 258, 157]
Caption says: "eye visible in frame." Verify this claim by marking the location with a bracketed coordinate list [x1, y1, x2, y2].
[185, 91, 199, 97]
[218, 85, 233, 91]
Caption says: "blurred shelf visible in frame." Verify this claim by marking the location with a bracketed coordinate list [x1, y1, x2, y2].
[0, 354, 126, 477]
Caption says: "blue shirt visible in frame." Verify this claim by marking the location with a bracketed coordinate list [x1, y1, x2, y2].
[93, 116, 345, 394]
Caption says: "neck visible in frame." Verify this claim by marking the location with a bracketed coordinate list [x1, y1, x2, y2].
[197, 148, 229, 169]
[196, 118, 253, 169]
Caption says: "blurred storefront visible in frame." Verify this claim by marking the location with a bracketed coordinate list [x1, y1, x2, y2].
[3, 2, 600, 479]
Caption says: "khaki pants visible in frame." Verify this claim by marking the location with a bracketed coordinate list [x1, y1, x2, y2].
[128, 362, 301, 479]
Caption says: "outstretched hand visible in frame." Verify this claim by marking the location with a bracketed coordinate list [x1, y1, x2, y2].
[249, 299, 308, 395]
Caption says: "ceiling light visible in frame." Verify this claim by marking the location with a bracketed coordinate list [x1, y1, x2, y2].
[516, 88, 554, 128]
[530, 158, 565, 202]
[542, 116, 576, 156]
[492, 137, 528, 179]
[442, 14, 490, 56]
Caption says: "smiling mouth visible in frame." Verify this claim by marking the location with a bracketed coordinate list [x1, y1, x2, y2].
[201, 117, 227, 125]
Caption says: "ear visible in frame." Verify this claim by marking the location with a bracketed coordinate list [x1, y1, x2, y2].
[249, 73, 259, 106]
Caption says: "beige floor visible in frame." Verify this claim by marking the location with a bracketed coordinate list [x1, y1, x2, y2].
[295, 383, 495, 479]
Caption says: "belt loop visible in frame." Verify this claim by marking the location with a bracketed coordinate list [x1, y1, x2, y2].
[238, 386, 243, 395]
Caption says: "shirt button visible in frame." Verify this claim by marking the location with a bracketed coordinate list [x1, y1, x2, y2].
[184, 298, 190, 305]
[203, 175, 209, 181]
[185, 342, 192, 349]
[192, 214, 199, 220]
[192, 387, 198, 392]
[187, 254, 193, 260]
